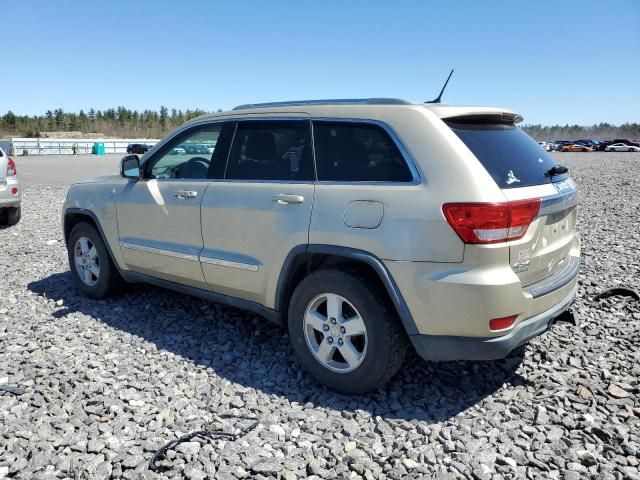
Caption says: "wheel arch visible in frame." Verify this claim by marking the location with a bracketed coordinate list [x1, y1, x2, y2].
[275, 244, 419, 336]
[63, 208, 121, 271]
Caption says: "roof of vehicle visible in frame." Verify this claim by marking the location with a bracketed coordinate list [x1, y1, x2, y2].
[189, 99, 520, 123]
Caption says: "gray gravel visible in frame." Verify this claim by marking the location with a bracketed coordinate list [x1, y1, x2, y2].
[1, 152, 639, 479]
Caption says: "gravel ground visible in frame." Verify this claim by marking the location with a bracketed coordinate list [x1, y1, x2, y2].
[1, 152, 639, 480]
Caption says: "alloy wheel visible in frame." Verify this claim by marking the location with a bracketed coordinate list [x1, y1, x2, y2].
[73, 236, 100, 286]
[303, 293, 368, 373]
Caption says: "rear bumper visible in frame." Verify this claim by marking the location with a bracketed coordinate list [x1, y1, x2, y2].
[410, 283, 577, 361]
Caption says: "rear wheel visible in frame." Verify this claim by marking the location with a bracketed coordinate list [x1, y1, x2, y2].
[288, 269, 407, 394]
[67, 222, 122, 298]
[1, 206, 21, 226]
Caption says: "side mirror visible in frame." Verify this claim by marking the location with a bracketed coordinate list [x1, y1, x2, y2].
[120, 155, 141, 180]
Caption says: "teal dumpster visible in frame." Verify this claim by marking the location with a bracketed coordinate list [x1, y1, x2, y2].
[92, 142, 105, 155]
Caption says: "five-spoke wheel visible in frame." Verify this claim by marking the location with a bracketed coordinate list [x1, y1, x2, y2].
[289, 269, 407, 394]
[73, 236, 100, 286]
[304, 293, 368, 373]
[67, 222, 121, 298]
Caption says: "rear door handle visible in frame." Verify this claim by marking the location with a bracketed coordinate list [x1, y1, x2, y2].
[272, 194, 304, 205]
[174, 190, 198, 199]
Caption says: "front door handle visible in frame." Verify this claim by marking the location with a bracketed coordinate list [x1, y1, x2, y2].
[174, 190, 198, 199]
[272, 194, 304, 205]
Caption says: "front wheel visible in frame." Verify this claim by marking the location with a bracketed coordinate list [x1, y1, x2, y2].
[288, 269, 407, 394]
[67, 222, 122, 298]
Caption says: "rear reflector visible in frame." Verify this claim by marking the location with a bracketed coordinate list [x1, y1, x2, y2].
[489, 315, 518, 331]
[442, 198, 541, 244]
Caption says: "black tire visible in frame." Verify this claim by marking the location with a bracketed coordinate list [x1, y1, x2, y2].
[1, 206, 21, 226]
[67, 222, 122, 299]
[288, 269, 407, 394]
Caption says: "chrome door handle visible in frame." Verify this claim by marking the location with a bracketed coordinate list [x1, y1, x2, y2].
[174, 190, 198, 199]
[272, 194, 304, 205]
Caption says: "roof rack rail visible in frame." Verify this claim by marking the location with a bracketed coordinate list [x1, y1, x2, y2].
[232, 98, 413, 110]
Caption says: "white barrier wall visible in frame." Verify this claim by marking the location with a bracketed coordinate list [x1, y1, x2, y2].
[11, 138, 161, 155]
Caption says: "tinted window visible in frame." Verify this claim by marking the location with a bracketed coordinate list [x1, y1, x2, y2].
[448, 122, 567, 188]
[225, 121, 313, 181]
[313, 122, 413, 182]
[145, 122, 234, 180]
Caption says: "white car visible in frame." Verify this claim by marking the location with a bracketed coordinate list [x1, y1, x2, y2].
[0, 146, 21, 225]
[537, 141, 554, 152]
[605, 143, 640, 152]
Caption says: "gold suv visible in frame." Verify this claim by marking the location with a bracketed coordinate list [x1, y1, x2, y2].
[63, 99, 580, 394]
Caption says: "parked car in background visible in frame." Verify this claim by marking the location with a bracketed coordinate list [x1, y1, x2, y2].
[553, 140, 573, 150]
[127, 144, 151, 154]
[612, 138, 640, 148]
[605, 143, 640, 152]
[194, 144, 210, 154]
[0, 147, 21, 226]
[183, 144, 198, 154]
[596, 141, 614, 151]
[537, 141, 554, 151]
[560, 144, 593, 152]
[575, 139, 600, 150]
[62, 98, 580, 393]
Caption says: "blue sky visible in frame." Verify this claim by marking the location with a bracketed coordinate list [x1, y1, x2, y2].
[2, 0, 638, 125]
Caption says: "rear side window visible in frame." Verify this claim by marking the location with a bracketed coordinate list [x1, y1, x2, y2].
[448, 122, 567, 188]
[225, 121, 313, 181]
[313, 122, 413, 182]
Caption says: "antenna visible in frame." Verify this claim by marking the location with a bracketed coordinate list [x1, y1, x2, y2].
[425, 69, 454, 104]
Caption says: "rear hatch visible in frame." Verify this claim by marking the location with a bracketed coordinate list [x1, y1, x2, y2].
[446, 116, 578, 287]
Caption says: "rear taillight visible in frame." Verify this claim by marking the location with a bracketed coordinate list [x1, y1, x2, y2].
[6, 158, 17, 177]
[442, 198, 541, 244]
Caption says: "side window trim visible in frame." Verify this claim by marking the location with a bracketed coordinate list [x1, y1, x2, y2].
[221, 121, 238, 180]
[207, 121, 236, 180]
[310, 117, 422, 185]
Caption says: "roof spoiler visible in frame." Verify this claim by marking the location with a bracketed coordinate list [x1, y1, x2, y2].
[444, 112, 524, 125]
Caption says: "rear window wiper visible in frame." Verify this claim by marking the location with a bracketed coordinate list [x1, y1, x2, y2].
[545, 165, 569, 177]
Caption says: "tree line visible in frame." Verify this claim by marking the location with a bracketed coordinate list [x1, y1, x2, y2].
[0, 107, 217, 139]
[1, 108, 638, 141]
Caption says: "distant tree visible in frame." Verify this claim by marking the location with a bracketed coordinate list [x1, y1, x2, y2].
[2, 111, 16, 130]
[159, 106, 168, 130]
[54, 108, 64, 129]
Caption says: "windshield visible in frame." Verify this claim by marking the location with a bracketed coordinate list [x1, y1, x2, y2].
[448, 122, 567, 188]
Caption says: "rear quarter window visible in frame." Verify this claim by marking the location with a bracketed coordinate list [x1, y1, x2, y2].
[447, 122, 567, 188]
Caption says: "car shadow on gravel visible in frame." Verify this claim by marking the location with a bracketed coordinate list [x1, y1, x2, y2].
[28, 272, 526, 424]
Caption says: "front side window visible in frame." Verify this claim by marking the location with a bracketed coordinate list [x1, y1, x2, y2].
[313, 122, 413, 182]
[146, 123, 231, 180]
[225, 121, 313, 181]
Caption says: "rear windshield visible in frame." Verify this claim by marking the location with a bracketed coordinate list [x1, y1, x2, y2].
[448, 122, 567, 188]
